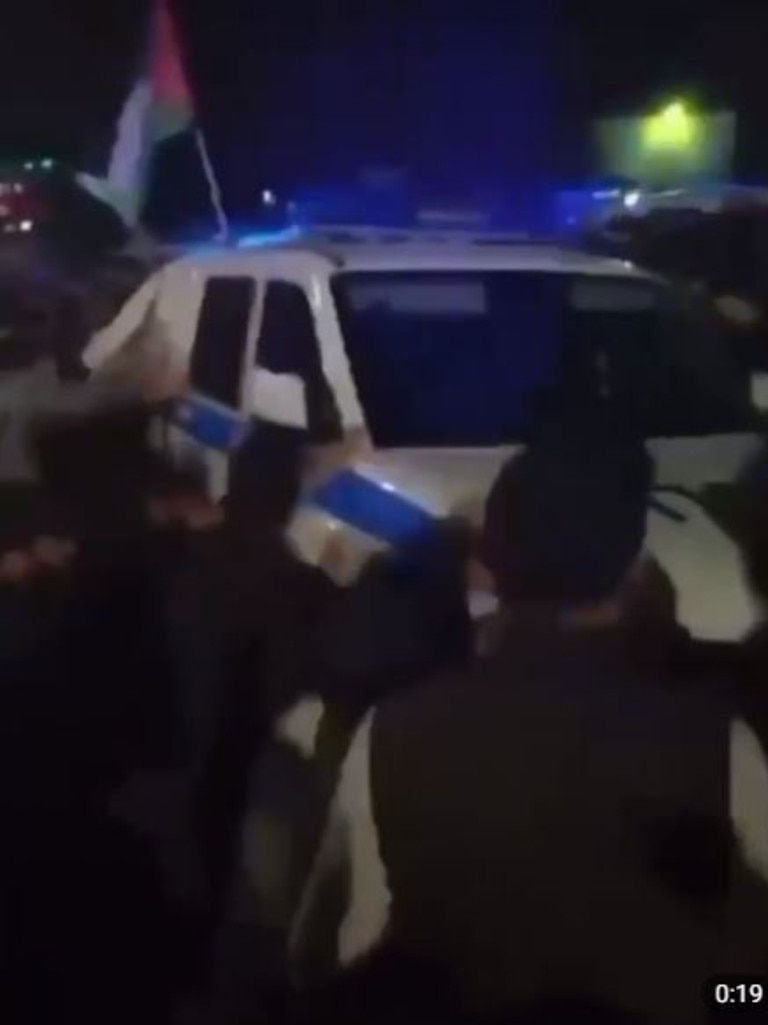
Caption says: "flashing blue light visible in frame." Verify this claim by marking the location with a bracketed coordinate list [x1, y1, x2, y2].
[261, 189, 277, 207]
[236, 225, 303, 248]
[623, 190, 641, 209]
[291, 205, 540, 235]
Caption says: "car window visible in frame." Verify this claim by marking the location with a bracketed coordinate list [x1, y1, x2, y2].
[257, 281, 322, 375]
[190, 276, 256, 407]
[562, 280, 755, 437]
[334, 271, 562, 447]
[257, 280, 341, 441]
[333, 270, 754, 447]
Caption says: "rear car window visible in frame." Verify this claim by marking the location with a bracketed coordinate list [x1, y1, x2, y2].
[333, 270, 754, 447]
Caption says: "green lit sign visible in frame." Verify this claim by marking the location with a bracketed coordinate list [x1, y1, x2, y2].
[642, 101, 699, 153]
[598, 103, 736, 187]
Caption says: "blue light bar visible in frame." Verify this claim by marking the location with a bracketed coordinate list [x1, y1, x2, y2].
[236, 225, 303, 248]
[234, 179, 561, 243]
[291, 207, 538, 235]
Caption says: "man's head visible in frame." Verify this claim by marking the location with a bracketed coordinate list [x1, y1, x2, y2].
[482, 425, 652, 619]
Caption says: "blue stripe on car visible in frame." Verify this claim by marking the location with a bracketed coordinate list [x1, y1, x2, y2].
[172, 400, 435, 547]
[309, 469, 435, 547]
[172, 397, 243, 452]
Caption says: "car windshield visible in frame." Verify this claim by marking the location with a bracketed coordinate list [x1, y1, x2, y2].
[333, 270, 756, 448]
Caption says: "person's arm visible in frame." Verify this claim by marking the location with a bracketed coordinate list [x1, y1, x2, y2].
[209, 700, 389, 1021]
[203, 696, 359, 1020]
[35, 370, 136, 418]
[288, 709, 391, 985]
[82, 275, 160, 373]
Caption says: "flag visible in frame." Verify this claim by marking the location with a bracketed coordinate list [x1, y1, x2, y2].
[149, 0, 195, 143]
[78, 0, 196, 227]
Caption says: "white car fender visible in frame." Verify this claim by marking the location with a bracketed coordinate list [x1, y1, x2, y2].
[646, 491, 761, 642]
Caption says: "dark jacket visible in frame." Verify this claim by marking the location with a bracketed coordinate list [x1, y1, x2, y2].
[317, 520, 473, 716]
[201, 527, 472, 1024]
[167, 524, 338, 766]
[164, 522, 338, 923]
[295, 623, 768, 1025]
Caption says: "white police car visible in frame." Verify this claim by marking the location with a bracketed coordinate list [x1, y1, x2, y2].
[83, 226, 764, 641]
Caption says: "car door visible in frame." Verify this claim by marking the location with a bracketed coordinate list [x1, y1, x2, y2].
[171, 274, 260, 496]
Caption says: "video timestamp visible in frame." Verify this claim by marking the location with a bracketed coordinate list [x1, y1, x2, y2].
[703, 976, 768, 1012]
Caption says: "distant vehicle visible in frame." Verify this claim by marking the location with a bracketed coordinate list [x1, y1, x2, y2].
[84, 226, 763, 641]
[578, 197, 768, 386]
[0, 160, 167, 367]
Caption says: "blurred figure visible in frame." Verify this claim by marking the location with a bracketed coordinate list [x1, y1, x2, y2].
[202, 502, 475, 1025]
[0, 478, 178, 1025]
[166, 421, 335, 794]
[316, 516, 473, 716]
[156, 421, 340, 1003]
[287, 425, 768, 1025]
[0, 300, 128, 488]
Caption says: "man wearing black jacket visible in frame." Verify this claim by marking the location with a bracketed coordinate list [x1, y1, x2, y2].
[293, 425, 768, 1024]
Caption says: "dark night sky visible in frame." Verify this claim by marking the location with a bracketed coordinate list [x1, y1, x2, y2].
[1, 1, 768, 223]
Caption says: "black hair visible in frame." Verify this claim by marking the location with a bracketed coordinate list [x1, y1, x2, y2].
[482, 424, 652, 610]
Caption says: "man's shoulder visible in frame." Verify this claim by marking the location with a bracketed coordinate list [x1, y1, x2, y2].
[368, 639, 739, 759]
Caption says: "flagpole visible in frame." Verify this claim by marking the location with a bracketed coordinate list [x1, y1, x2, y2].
[195, 128, 229, 242]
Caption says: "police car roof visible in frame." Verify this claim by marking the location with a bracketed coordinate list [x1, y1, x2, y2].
[174, 230, 646, 279]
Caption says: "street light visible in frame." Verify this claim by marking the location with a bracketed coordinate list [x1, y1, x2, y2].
[642, 100, 699, 152]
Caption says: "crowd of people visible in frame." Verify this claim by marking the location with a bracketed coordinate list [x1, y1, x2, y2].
[1, 398, 768, 1025]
